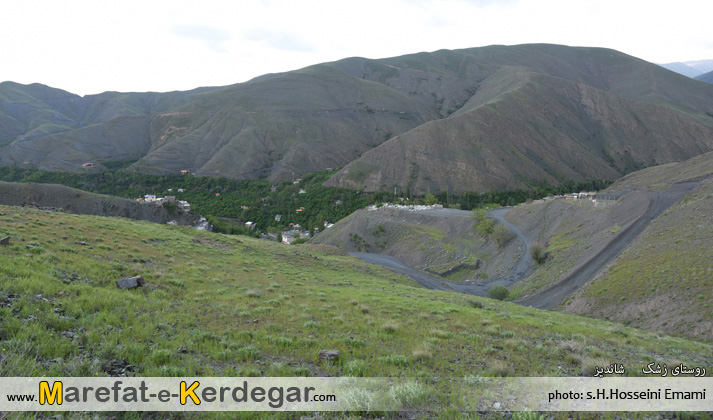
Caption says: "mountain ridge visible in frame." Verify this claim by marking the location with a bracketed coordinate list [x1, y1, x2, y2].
[695, 70, 713, 84]
[3, 44, 713, 194]
[327, 64, 713, 193]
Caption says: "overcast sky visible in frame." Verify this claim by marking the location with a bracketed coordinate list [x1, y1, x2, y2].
[3, 0, 712, 96]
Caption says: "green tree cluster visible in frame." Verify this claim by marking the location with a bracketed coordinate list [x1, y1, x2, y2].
[0, 165, 611, 239]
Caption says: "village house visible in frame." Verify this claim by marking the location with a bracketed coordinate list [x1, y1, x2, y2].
[281, 227, 310, 244]
[177, 200, 191, 213]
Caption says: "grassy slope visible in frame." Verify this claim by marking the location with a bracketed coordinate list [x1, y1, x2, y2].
[608, 150, 713, 191]
[1, 206, 712, 418]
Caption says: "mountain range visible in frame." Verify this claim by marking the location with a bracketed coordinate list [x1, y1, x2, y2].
[3, 44, 713, 194]
[659, 59, 713, 78]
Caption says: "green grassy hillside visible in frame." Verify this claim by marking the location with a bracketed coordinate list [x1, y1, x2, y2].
[1, 205, 711, 417]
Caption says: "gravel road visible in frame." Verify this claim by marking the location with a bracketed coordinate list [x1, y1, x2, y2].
[516, 178, 702, 309]
[350, 206, 534, 296]
[351, 177, 704, 307]
[348, 252, 457, 292]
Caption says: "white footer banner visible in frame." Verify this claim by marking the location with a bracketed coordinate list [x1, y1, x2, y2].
[0, 377, 711, 411]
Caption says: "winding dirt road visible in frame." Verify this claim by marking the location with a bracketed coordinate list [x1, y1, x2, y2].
[351, 177, 704, 309]
[350, 206, 534, 296]
[516, 178, 702, 309]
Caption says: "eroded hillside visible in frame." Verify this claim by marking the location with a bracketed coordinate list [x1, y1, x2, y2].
[5, 44, 713, 191]
[311, 207, 523, 283]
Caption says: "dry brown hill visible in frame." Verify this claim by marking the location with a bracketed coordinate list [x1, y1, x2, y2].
[327, 52, 713, 194]
[4, 44, 713, 191]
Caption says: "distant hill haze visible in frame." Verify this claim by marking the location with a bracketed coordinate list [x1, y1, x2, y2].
[3, 44, 713, 194]
[659, 59, 713, 78]
[695, 70, 713, 84]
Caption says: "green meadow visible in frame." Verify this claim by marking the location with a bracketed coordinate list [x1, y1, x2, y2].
[1, 205, 712, 419]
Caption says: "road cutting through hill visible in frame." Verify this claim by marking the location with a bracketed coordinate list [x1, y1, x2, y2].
[351, 177, 704, 309]
[350, 206, 535, 296]
[516, 177, 703, 310]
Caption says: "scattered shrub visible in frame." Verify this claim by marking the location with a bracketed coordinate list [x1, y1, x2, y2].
[531, 242, 549, 264]
[379, 354, 409, 367]
[493, 224, 514, 247]
[344, 360, 367, 377]
[388, 381, 428, 407]
[472, 209, 495, 236]
[151, 349, 173, 365]
[382, 322, 399, 334]
[303, 320, 320, 329]
[467, 299, 484, 309]
[246, 290, 261, 298]
[411, 343, 433, 361]
[487, 285, 510, 301]
[489, 360, 512, 377]
[579, 356, 610, 376]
